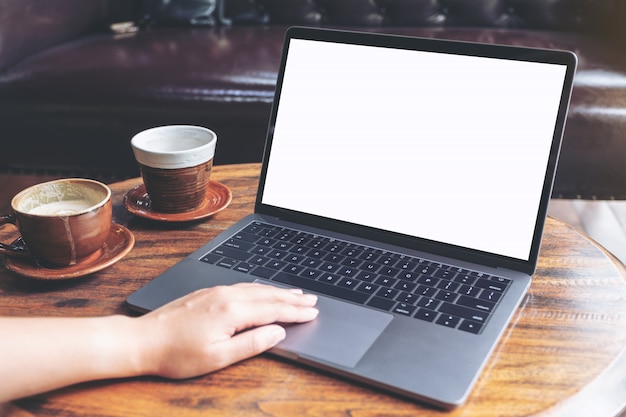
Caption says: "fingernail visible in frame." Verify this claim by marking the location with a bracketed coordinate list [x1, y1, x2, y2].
[303, 293, 318, 303]
[308, 307, 320, 318]
[269, 326, 287, 345]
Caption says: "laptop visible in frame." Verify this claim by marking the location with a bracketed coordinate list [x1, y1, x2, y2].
[127, 27, 577, 408]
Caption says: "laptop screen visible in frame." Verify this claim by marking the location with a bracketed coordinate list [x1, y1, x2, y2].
[261, 34, 571, 263]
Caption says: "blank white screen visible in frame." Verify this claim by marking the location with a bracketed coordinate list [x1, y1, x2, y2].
[262, 39, 567, 261]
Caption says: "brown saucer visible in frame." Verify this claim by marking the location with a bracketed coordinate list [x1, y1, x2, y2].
[3, 223, 135, 280]
[123, 180, 232, 222]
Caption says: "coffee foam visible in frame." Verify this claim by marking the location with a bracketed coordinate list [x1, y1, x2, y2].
[28, 200, 95, 216]
[16, 183, 106, 215]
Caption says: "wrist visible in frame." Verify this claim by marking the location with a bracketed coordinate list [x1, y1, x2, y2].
[92, 315, 148, 379]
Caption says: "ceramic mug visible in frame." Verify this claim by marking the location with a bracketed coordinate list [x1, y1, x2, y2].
[131, 125, 217, 213]
[0, 178, 112, 267]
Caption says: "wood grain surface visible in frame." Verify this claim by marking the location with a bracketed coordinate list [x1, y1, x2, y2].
[2, 163, 626, 417]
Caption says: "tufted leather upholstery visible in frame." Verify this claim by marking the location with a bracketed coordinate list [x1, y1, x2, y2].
[252, 0, 619, 32]
[1, 0, 625, 198]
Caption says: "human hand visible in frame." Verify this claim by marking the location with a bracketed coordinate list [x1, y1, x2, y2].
[135, 282, 319, 379]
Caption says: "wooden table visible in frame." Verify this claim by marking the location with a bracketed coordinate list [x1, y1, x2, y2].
[2, 163, 626, 417]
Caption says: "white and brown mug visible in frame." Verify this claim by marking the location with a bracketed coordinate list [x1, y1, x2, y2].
[131, 125, 217, 213]
[0, 178, 112, 267]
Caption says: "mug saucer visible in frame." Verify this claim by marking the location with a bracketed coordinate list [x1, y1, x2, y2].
[3, 223, 135, 280]
[123, 180, 232, 222]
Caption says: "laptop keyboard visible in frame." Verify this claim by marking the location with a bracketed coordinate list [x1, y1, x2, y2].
[200, 221, 510, 334]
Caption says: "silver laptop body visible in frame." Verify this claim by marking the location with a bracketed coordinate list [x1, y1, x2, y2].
[127, 27, 577, 409]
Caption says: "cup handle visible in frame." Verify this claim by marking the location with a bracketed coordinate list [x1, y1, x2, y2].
[0, 213, 31, 258]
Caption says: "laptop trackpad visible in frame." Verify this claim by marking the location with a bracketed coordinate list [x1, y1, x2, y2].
[271, 291, 394, 368]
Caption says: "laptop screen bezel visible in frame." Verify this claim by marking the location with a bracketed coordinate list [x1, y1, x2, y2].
[254, 26, 577, 275]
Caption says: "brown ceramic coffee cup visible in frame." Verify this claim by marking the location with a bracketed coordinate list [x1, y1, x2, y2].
[131, 125, 217, 213]
[0, 179, 112, 267]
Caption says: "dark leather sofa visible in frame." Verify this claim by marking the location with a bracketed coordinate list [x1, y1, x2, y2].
[1, 0, 625, 199]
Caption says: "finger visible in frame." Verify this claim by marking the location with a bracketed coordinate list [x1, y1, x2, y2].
[221, 283, 319, 307]
[208, 324, 287, 371]
[227, 302, 319, 336]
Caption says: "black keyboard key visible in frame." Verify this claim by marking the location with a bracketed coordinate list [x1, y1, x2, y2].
[341, 257, 362, 268]
[302, 258, 322, 268]
[397, 260, 418, 270]
[216, 258, 238, 268]
[323, 253, 344, 263]
[439, 302, 489, 323]
[394, 281, 417, 292]
[273, 241, 292, 250]
[456, 295, 496, 313]
[417, 297, 440, 310]
[356, 282, 379, 294]
[257, 237, 277, 247]
[375, 276, 397, 287]
[266, 260, 287, 270]
[337, 277, 359, 289]
[479, 290, 502, 303]
[267, 250, 288, 259]
[436, 314, 460, 328]
[434, 269, 456, 280]
[258, 227, 278, 237]
[284, 254, 305, 264]
[378, 256, 396, 266]
[249, 255, 270, 265]
[241, 222, 265, 234]
[367, 296, 395, 311]
[475, 278, 507, 292]
[356, 271, 378, 282]
[435, 291, 458, 303]
[416, 285, 437, 297]
[415, 308, 437, 322]
[252, 246, 271, 256]
[284, 264, 305, 275]
[223, 239, 255, 251]
[212, 246, 251, 261]
[234, 262, 256, 273]
[397, 292, 418, 304]
[307, 239, 326, 249]
[417, 275, 439, 286]
[200, 253, 222, 264]
[491, 276, 511, 285]
[251, 266, 276, 279]
[393, 303, 416, 316]
[291, 235, 309, 245]
[361, 262, 380, 273]
[302, 268, 322, 279]
[416, 265, 435, 275]
[454, 274, 477, 285]
[272, 272, 369, 304]
[325, 243, 342, 253]
[320, 262, 341, 273]
[459, 320, 483, 334]
[318, 273, 341, 284]
[275, 230, 295, 241]
[308, 249, 326, 258]
[359, 251, 379, 262]
[437, 279, 459, 292]
[398, 271, 418, 281]
[289, 245, 310, 255]
[376, 287, 398, 299]
[379, 266, 400, 277]
[338, 266, 359, 277]
[459, 285, 481, 297]
[341, 246, 360, 256]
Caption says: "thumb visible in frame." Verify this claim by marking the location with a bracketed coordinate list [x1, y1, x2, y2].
[211, 325, 287, 369]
